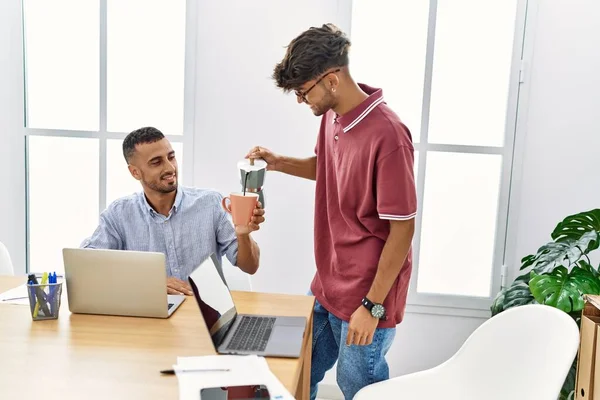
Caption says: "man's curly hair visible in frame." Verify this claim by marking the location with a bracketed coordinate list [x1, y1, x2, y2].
[273, 24, 351, 92]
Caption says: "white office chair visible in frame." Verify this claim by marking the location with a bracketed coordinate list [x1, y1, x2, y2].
[0, 241, 14, 276]
[354, 304, 579, 400]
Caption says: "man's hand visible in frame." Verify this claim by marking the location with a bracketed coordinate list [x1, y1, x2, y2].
[346, 305, 379, 346]
[245, 146, 281, 171]
[245, 146, 316, 180]
[234, 201, 266, 236]
[167, 277, 193, 296]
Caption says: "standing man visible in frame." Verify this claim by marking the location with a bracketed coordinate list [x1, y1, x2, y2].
[247, 24, 416, 399]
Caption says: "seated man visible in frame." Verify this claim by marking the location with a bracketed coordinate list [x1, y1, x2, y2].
[82, 127, 265, 295]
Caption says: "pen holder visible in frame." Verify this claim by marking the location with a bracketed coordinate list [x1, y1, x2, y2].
[27, 282, 63, 321]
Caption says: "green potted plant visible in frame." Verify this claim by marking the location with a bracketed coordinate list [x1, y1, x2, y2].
[491, 209, 600, 400]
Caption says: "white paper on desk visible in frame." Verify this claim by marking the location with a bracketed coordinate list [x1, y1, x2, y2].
[0, 284, 30, 305]
[175, 355, 294, 400]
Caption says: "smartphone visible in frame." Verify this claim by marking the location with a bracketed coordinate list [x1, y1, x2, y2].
[199, 385, 270, 399]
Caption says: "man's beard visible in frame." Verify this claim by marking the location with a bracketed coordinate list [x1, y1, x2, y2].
[311, 92, 335, 116]
[143, 173, 178, 194]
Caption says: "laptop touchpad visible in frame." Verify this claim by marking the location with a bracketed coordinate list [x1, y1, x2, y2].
[269, 326, 303, 352]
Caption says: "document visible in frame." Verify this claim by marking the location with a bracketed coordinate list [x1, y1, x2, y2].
[175, 355, 294, 400]
[0, 284, 30, 306]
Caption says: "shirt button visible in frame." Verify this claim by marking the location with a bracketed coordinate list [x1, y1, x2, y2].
[334, 135, 339, 141]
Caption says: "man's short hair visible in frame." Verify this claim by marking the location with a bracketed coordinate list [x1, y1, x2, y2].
[273, 23, 351, 92]
[122, 127, 165, 163]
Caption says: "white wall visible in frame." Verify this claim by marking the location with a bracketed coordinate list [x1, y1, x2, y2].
[0, 0, 26, 275]
[506, 0, 600, 280]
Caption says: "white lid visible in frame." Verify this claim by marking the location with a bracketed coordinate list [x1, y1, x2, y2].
[237, 158, 267, 172]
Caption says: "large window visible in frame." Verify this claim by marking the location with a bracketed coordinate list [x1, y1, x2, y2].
[23, 0, 194, 273]
[351, 0, 526, 311]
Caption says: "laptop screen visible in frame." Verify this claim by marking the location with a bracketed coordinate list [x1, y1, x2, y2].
[188, 272, 237, 349]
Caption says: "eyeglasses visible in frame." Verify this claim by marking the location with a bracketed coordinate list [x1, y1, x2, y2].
[294, 68, 341, 102]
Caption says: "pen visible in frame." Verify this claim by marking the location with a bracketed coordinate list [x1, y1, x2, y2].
[2, 296, 28, 302]
[27, 279, 35, 305]
[30, 273, 50, 318]
[32, 273, 46, 318]
[47, 273, 53, 314]
[160, 368, 231, 375]
[47, 272, 57, 313]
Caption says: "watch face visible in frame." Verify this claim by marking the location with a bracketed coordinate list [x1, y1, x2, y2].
[371, 304, 385, 319]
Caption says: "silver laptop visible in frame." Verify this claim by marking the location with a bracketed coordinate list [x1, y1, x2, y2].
[63, 248, 185, 318]
[188, 258, 306, 358]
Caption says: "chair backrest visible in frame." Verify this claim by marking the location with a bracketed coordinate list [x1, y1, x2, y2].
[443, 304, 579, 399]
[0, 241, 14, 276]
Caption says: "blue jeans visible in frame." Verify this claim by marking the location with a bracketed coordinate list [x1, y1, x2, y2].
[310, 298, 396, 400]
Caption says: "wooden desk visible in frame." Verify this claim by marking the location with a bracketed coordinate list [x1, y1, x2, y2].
[0, 276, 314, 399]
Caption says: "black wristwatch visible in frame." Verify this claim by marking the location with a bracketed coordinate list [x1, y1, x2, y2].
[361, 297, 387, 320]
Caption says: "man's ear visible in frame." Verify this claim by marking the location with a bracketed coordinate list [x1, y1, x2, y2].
[128, 164, 141, 181]
[327, 73, 340, 91]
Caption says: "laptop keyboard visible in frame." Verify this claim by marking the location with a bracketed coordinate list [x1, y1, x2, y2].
[168, 303, 174, 310]
[226, 316, 276, 352]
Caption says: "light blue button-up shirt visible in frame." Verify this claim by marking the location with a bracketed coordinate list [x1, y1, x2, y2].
[82, 186, 238, 280]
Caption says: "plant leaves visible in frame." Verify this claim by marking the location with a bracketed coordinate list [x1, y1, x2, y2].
[529, 266, 600, 313]
[496, 210, 600, 317]
[578, 259, 600, 279]
[552, 209, 600, 253]
[519, 232, 597, 274]
[491, 278, 535, 316]
[521, 254, 537, 270]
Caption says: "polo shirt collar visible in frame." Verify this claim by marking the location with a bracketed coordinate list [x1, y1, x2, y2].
[336, 84, 385, 133]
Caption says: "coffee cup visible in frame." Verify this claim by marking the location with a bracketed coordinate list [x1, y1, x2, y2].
[221, 192, 259, 226]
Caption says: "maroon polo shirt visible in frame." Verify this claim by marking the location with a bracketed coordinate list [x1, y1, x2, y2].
[311, 84, 417, 328]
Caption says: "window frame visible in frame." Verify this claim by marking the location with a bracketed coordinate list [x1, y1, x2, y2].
[23, 0, 198, 272]
[350, 0, 530, 315]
